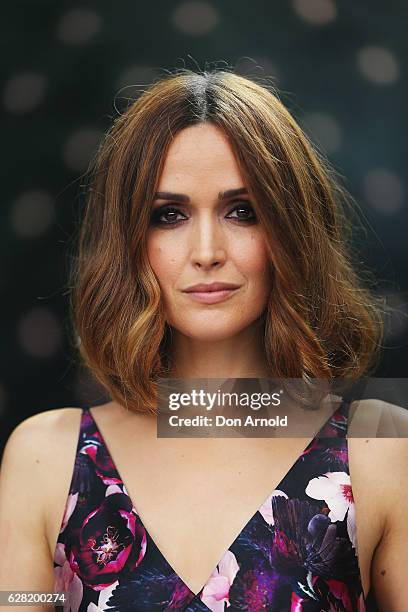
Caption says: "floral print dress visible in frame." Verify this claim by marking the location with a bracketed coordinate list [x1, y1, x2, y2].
[53, 399, 366, 611]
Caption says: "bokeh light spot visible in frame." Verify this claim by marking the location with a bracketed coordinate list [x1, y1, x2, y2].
[292, 0, 337, 25]
[363, 168, 404, 214]
[10, 189, 55, 237]
[3, 72, 47, 115]
[63, 128, 103, 172]
[17, 308, 62, 358]
[56, 8, 102, 44]
[357, 46, 399, 85]
[302, 112, 342, 154]
[172, 1, 219, 36]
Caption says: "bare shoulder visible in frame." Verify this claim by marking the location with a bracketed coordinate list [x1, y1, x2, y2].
[2, 406, 83, 467]
[360, 398, 408, 471]
[348, 398, 408, 464]
[0, 408, 83, 519]
[6, 405, 81, 433]
[0, 407, 83, 586]
[347, 398, 408, 530]
[348, 397, 408, 438]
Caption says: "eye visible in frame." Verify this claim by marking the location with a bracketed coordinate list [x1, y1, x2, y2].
[149, 201, 257, 227]
[226, 202, 257, 223]
[149, 206, 187, 226]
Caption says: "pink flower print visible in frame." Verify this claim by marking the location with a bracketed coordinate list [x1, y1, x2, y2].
[201, 550, 240, 611]
[60, 492, 78, 532]
[305, 471, 357, 548]
[80, 443, 122, 486]
[53, 542, 83, 612]
[324, 577, 354, 610]
[258, 489, 288, 525]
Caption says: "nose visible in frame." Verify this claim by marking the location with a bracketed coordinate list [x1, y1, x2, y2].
[190, 211, 227, 270]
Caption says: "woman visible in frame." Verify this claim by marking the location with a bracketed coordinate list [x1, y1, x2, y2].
[0, 68, 407, 611]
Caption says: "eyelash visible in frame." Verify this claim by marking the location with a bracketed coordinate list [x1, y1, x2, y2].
[150, 202, 257, 227]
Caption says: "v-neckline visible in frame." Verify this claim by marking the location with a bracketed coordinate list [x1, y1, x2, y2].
[84, 399, 348, 601]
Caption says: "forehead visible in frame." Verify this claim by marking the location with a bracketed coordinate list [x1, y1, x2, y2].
[157, 123, 245, 189]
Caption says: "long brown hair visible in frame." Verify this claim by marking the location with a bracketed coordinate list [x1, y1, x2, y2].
[69, 67, 385, 414]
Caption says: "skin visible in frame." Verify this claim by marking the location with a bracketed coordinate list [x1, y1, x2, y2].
[146, 123, 273, 379]
[0, 123, 407, 611]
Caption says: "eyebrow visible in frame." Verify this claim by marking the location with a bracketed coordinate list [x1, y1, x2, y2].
[153, 187, 249, 203]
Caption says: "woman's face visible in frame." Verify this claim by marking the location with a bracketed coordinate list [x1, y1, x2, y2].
[146, 122, 272, 342]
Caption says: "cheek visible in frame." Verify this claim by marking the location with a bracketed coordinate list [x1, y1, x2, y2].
[234, 234, 271, 282]
[146, 234, 183, 286]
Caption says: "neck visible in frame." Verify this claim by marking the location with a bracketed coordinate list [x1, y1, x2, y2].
[165, 318, 270, 379]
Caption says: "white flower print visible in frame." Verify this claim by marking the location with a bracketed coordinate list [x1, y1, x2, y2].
[305, 471, 357, 548]
[201, 550, 240, 611]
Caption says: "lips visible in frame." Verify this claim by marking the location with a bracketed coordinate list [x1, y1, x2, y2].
[182, 283, 241, 305]
[183, 282, 241, 293]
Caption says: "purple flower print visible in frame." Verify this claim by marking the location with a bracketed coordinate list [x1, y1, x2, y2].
[66, 490, 147, 590]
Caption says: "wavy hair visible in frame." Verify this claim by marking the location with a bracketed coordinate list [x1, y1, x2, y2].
[68, 67, 385, 414]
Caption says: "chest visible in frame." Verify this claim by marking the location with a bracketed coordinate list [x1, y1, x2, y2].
[111, 435, 323, 595]
[49, 420, 384, 600]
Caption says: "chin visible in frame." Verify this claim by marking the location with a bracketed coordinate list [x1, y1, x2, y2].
[188, 329, 241, 342]
[170, 316, 251, 342]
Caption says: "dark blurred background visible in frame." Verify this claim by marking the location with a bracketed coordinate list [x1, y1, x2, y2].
[0, 0, 408, 424]
[1, 2, 407, 607]
[1, 4, 407, 443]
